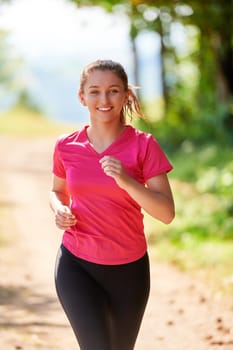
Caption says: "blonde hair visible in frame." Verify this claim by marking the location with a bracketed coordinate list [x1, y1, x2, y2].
[79, 59, 144, 123]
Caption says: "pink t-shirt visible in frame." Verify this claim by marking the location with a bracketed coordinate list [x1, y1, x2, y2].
[52, 125, 173, 265]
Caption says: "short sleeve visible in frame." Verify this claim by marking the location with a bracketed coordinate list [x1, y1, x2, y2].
[52, 136, 66, 178]
[142, 135, 173, 180]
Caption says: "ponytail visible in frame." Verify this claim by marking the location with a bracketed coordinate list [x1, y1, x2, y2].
[121, 85, 144, 123]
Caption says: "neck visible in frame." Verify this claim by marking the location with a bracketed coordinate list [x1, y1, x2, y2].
[88, 121, 124, 139]
[86, 121, 126, 153]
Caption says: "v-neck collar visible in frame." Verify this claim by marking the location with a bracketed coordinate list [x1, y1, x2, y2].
[82, 125, 130, 156]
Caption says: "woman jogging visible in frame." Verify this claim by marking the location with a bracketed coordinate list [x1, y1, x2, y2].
[50, 59, 175, 350]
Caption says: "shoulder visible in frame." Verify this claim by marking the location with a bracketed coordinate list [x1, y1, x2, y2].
[54, 127, 85, 150]
[56, 130, 79, 145]
[127, 125, 158, 145]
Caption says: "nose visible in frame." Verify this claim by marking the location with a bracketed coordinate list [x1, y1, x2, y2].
[100, 92, 109, 104]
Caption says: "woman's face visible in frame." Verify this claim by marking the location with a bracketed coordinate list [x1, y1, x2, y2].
[79, 70, 128, 124]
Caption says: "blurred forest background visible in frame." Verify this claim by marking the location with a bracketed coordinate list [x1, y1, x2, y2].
[0, 0, 233, 292]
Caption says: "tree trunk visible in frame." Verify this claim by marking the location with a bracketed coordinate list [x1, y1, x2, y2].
[129, 23, 141, 101]
[159, 33, 168, 108]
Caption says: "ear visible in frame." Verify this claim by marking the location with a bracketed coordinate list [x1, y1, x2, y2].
[123, 91, 130, 106]
[78, 91, 86, 106]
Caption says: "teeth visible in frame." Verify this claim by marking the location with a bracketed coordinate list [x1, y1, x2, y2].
[98, 107, 112, 111]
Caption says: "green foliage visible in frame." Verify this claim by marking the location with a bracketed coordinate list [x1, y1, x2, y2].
[170, 144, 233, 240]
[70, 0, 126, 11]
[0, 0, 13, 4]
[15, 90, 42, 113]
[143, 142, 233, 292]
[0, 30, 23, 96]
[70, 0, 233, 148]
[0, 26, 42, 112]
[145, 142, 233, 242]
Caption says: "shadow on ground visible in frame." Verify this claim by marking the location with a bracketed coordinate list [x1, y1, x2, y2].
[0, 284, 68, 330]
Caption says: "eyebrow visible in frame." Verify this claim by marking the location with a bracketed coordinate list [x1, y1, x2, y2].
[88, 84, 121, 89]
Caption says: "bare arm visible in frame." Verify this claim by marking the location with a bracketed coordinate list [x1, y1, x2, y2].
[100, 156, 175, 224]
[123, 173, 175, 224]
[49, 175, 77, 230]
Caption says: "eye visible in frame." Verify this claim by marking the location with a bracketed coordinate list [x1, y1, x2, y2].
[109, 89, 119, 94]
[90, 90, 99, 95]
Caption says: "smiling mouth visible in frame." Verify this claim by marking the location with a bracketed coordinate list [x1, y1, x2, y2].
[97, 107, 113, 112]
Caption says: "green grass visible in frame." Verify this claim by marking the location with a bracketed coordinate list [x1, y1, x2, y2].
[149, 237, 233, 294]
[144, 205, 233, 294]
[144, 141, 233, 294]
[0, 107, 79, 137]
[170, 141, 233, 185]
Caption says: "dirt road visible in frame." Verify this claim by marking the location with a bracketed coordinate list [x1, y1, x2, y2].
[0, 136, 232, 350]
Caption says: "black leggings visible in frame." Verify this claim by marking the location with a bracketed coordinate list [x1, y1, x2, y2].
[55, 245, 150, 350]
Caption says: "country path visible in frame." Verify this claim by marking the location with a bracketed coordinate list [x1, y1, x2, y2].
[0, 135, 232, 350]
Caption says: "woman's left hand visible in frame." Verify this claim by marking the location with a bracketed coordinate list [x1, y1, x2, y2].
[100, 156, 175, 224]
[99, 155, 130, 188]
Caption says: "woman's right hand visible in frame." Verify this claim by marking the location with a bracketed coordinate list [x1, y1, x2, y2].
[55, 206, 77, 230]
